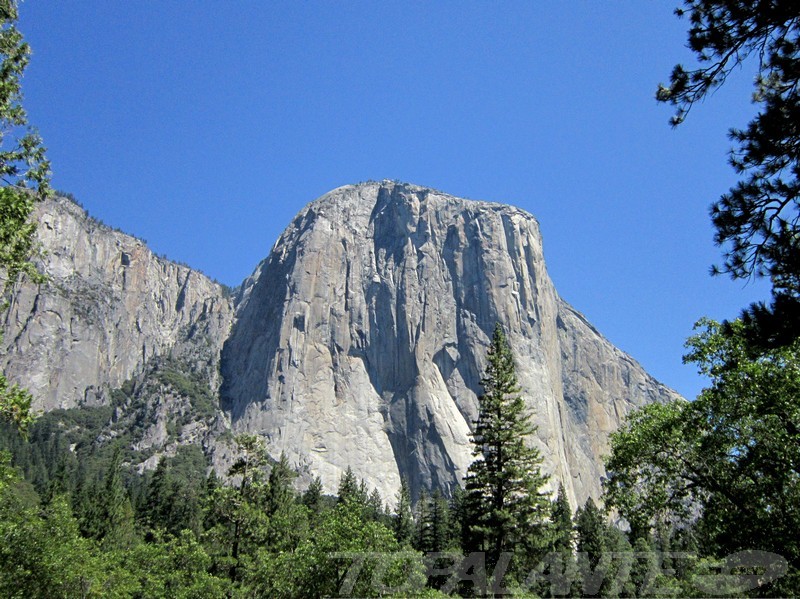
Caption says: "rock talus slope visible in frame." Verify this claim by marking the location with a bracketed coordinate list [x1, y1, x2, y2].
[221, 181, 681, 507]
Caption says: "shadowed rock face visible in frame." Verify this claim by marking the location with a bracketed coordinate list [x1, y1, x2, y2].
[221, 181, 681, 507]
[1, 183, 680, 508]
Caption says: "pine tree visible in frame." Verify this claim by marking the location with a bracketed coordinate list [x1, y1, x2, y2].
[539, 483, 578, 598]
[208, 433, 271, 582]
[358, 478, 369, 503]
[392, 477, 414, 546]
[463, 323, 550, 581]
[366, 487, 384, 522]
[143, 457, 171, 532]
[428, 489, 451, 553]
[575, 497, 608, 597]
[630, 535, 659, 598]
[337, 466, 359, 506]
[44, 454, 74, 504]
[228, 433, 269, 493]
[449, 484, 468, 550]
[264, 452, 306, 552]
[551, 483, 573, 554]
[602, 526, 633, 598]
[265, 452, 295, 517]
[97, 447, 137, 550]
[414, 488, 430, 551]
[302, 476, 324, 514]
[656, 1, 800, 346]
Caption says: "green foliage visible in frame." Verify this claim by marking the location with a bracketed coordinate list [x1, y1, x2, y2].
[448, 484, 468, 550]
[576, 503, 642, 597]
[118, 530, 229, 598]
[0, 0, 50, 263]
[550, 483, 574, 555]
[0, 0, 50, 434]
[0, 403, 150, 506]
[94, 447, 138, 550]
[0, 0, 49, 187]
[301, 475, 325, 516]
[414, 488, 430, 550]
[657, 0, 800, 346]
[0, 456, 226, 598]
[366, 487, 386, 521]
[0, 373, 32, 432]
[252, 501, 425, 598]
[142, 448, 209, 537]
[337, 465, 360, 505]
[463, 323, 551, 581]
[603, 400, 693, 536]
[264, 452, 308, 551]
[575, 498, 607, 588]
[428, 489, 453, 553]
[536, 484, 578, 598]
[393, 476, 414, 546]
[227, 433, 269, 490]
[155, 363, 217, 420]
[203, 433, 274, 582]
[0, 485, 110, 598]
[605, 318, 800, 595]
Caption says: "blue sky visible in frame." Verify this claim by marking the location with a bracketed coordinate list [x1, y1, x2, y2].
[18, 1, 770, 400]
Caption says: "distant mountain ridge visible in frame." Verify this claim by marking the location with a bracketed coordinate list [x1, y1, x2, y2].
[1, 182, 680, 507]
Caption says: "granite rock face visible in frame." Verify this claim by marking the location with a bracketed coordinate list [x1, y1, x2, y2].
[221, 182, 681, 507]
[1, 196, 234, 412]
[1, 184, 680, 507]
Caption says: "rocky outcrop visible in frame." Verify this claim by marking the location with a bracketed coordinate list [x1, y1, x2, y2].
[221, 182, 681, 507]
[1, 184, 680, 507]
[0, 195, 233, 412]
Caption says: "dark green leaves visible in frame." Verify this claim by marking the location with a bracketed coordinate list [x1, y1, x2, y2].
[463, 323, 550, 582]
[604, 318, 800, 593]
[0, 0, 51, 433]
[658, 0, 800, 346]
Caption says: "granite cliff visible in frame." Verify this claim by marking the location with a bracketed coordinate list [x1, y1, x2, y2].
[221, 181, 680, 507]
[0, 195, 234, 466]
[1, 183, 680, 506]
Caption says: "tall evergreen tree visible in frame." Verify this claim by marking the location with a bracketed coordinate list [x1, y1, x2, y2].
[366, 487, 385, 523]
[413, 488, 430, 551]
[539, 483, 578, 598]
[264, 452, 307, 551]
[463, 323, 550, 582]
[265, 452, 295, 518]
[629, 535, 659, 598]
[575, 498, 605, 573]
[392, 476, 414, 547]
[550, 483, 573, 554]
[337, 466, 359, 506]
[44, 454, 74, 504]
[428, 489, 451, 553]
[205, 433, 271, 583]
[357, 478, 369, 508]
[449, 484, 468, 550]
[574, 497, 624, 597]
[97, 447, 137, 550]
[142, 456, 171, 532]
[302, 475, 324, 515]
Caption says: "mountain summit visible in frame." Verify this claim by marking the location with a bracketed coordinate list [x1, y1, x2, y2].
[220, 181, 679, 506]
[2, 182, 679, 507]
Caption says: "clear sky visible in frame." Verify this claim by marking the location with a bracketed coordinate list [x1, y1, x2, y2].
[18, 1, 770, 401]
